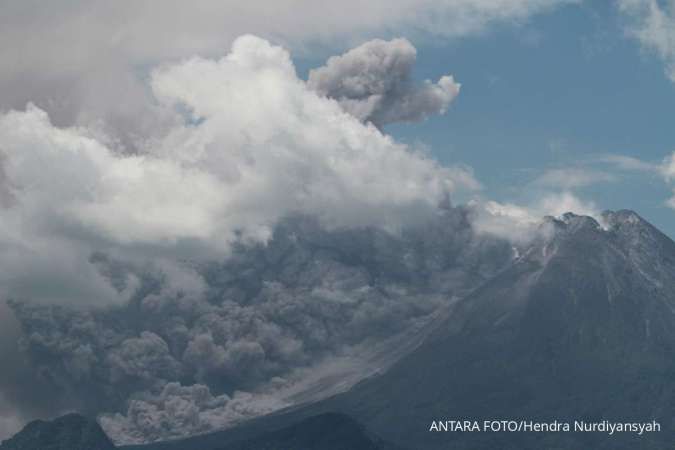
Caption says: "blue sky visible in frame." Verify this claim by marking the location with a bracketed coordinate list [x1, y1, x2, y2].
[296, 1, 675, 236]
[403, 2, 675, 236]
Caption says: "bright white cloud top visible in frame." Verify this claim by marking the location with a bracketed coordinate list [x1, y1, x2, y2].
[0, 35, 476, 306]
[620, 0, 675, 82]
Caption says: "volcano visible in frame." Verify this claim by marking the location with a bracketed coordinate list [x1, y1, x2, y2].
[127, 210, 675, 450]
[321, 210, 675, 449]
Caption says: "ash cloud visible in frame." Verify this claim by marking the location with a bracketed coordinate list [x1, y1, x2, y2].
[0, 37, 501, 444]
[308, 38, 460, 127]
[0, 36, 478, 312]
[4, 213, 513, 444]
[0, 32, 499, 443]
[0, 34, 456, 442]
[99, 383, 286, 444]
[0, 32, 601, 445]
[0, 0, 590, 442]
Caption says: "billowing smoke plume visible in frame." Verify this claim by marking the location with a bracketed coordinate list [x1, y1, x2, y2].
[100, 383, 285, 444]
[7, 214, 513, 444]
[308, 38, 460, 126]
[0, 0, 603, 442]
[0, 35, 493, 444]
[0, 35, 477, 307]
[0, 33, 601, 444]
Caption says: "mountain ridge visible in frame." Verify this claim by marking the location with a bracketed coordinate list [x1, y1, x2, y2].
[122, 209, 675, 450]
[5, 209, 674, 450]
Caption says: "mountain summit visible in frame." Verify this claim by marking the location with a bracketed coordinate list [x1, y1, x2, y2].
[8, 210, 675, 450]
[159, 210, 675, 450]
[324, 210, 675, 449]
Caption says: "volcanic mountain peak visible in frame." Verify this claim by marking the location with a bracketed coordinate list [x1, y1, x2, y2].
[603, 209, 675, 256]
[539, 209, 654, 237]
[302, 208, 675, 450]
[555, 211, 603, 229]
[514, 212, 603, 267]
[514, 210, 675, 308]
[60, 207, 675, 450]
[603, 209, 646, 227]
[522, 209, 673, 266]
[540, 209, 667, 245]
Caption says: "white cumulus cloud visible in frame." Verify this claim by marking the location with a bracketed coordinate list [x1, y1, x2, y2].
[619, 0, 675, 82]
[471, 192, 603, 243]
[0, 36, 476, 294]
[602, 151, 675, 209]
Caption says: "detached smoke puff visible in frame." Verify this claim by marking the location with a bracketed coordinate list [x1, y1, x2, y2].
[308, 38, 460, 127]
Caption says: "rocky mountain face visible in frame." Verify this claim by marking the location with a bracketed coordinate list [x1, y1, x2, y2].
[320, 210, 675, 449]
[130, 210, 675, 450]
[0, 413, 116, 450]
[6, 210, 675, 450]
